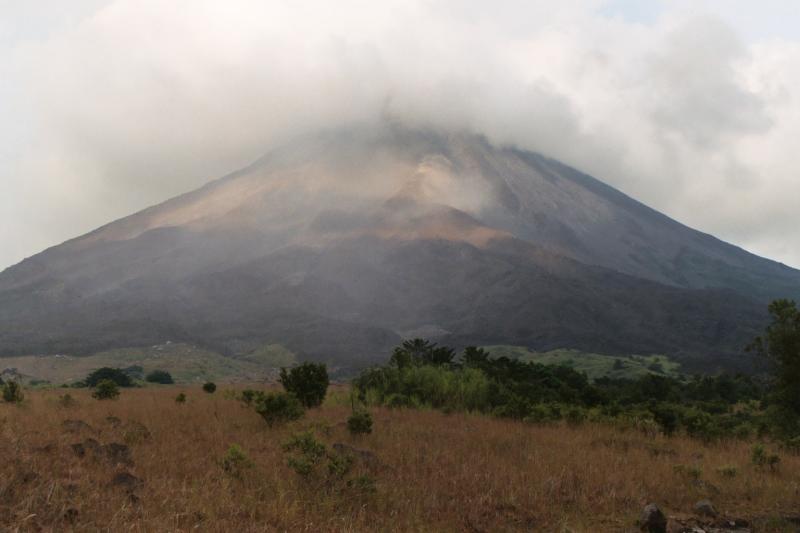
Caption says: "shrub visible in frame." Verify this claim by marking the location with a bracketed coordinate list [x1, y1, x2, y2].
[255, 392, 304, 427]
[175, 392, 187, 404]
[239, 389, 257, 406]
[221, 444, 253, 478]
[752, 444, 781, 471]
[347, 411, 373, 436]
[717, 466, 738, 478]
[145, 370, 174, 384]
[280, 363, 329, 408]
[92, 379, 120, 400]
[85, 367, 133, 388]
[202, 382, 217, 394]
[58, 393, 76, 407]
[2, 381, 23, 403]
[283, 431, 328, 477]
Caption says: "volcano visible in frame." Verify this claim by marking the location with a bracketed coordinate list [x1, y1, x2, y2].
[1, 124, 797, 371]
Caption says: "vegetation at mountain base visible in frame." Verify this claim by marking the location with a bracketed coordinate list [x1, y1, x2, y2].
[354, 298, 800, 446]
[279, 362, 330, 408]
[91, 379, 120, 400]
[145, 370, 174, 384]
[84, 367, 133, 388]
[202, 382, 217, 393]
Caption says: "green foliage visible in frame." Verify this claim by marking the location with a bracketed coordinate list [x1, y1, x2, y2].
[85, 367, 133, 388]
[283, 431, 328, 477]
[175, 392, 187, 404]
[751, 444, 781, 471]
[390, 339, 455, 369]
[717, 466, 738, 478]
[221, 444, 253, 478]
[279, 362, 329, 408]
[254, 392, 305, 427]
[202, 382, 217, 393]
[92, 379, 120, 400]
[2, 381, 23, 403]
[750, 299, 800, 423]
[145, 370, 174, 384]
[347, 411, 373, 436]
[239, 389, 257, 406]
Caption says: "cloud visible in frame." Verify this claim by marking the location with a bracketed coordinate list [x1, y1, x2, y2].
[2, 0, 800, 268]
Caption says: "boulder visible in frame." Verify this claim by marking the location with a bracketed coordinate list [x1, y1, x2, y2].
[640, 503, 668, 533]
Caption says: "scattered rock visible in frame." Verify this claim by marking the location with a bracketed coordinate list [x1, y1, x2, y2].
[694, 500, 717, 518]
[71, 438, 101, 458]
[122, 421, 151, 444]
[640, 503, 667, 533]
[332, 443, 380, 467]
[71, 439, 132, 466]
[109, 471, 142, 491]
[102, 442, 133, 466]
[62, 420, 95, 434]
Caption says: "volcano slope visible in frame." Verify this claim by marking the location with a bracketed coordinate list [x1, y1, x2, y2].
[0, 124, 797, 371]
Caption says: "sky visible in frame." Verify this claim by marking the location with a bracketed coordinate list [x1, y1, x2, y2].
[1, 0, 799, 269]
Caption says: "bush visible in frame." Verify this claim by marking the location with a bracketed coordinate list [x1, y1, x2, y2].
[239, 389, 257, 406]
[85, 367, 133, 388]
[221, 444, 253, 478]
[202, 382, 217, 394]
[92, 379, 120, 400]
[255, 392, 304, 427]
[58, 393, 76, 407]
[280, 363, 329, 408]
[2, 381, 23, 403]
[752, 444, 781, 471]
[347, 411, 373, 436]
[283, 431, 328, 477]
[145, 370, 174, 384]
[175, 392, 187, 404]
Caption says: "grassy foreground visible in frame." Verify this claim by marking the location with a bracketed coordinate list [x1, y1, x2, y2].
[2, 386, 799, 532]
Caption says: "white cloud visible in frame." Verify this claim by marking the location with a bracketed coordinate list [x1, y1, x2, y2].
[1, 0, 800, 268]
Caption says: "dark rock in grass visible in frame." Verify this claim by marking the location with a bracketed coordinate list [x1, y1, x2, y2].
[70, 438, 100, 457]
[640, 503, 667, 533]
[109, 471, 142, 490]
[102, 442, 133, 466]
[62, 419, 95, 434]
[71, 439, 132, 466]
[694, 500, 717, 518]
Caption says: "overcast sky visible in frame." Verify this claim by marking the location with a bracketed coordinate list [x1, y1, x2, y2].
[1, 0, 799, 269]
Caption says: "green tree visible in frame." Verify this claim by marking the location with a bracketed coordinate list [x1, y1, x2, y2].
[92, 379, 120, 400]
[85, 367, 133, 388]
[279, 362, 329, 408]
[145, 370, 174, 384]
[750, 299, 800, 432]
[202, 382, 217, 393]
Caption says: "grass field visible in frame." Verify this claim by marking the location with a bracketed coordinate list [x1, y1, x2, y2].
[484, 346, 682, 380]
[1, 386, 798, 531]
[0, 343, 295, 385]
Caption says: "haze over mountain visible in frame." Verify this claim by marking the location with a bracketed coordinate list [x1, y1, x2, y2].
[1, 123, 797, 370]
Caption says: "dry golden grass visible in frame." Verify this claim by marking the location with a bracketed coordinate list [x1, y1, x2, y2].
[1, 386, 798, 532]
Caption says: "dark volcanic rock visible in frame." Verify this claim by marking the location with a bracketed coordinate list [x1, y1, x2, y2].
[640, 503, 667, 533]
